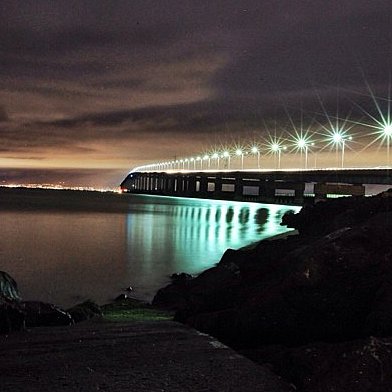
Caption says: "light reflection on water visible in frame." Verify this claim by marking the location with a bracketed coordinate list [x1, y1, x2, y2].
[124, 196, 299, 300]
[0, 194, 299, 307]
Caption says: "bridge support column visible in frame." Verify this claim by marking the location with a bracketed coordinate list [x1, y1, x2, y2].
[234, 177, 243, 200]
[214, 177, 223, 198]
[259, 180, 276, 203]
[199, 176, 208, 196]
[157, 175, 163, 193]
[294, 182, 305, 204]
[188, 177, 196, 193]
[167, 176, 175, 194]
[165, 174, 172, 194]
[178, 176, 183, 193]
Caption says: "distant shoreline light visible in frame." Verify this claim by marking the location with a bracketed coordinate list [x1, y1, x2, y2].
[0, 184, 121, 193]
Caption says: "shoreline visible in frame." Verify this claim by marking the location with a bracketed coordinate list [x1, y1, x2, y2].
[240, 229, 299, 251]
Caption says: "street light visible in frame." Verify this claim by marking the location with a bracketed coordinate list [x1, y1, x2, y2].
[235, 148, 244, 169]
[203, 154, 210, 169]
[212, 152, 220, 169]
[223, 151, 230, 169]
[190, 157, 195, 170]
[196, 156, 202, 169]
[292, 136, 313, 169]
[269, 142, 285, 169]
[329, 130, 352, 168]
[250, 146, 260, 169]
[383, 124, 392, 166]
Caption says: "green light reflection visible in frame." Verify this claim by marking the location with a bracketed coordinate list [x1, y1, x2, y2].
[125, 195, 300, 299]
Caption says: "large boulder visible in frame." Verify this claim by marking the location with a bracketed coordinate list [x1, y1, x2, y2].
[0, 270, 21, 301]
[0, 298, 25, 333]
[0, 271, 77, 331]
[154, 259, 242, 315]
[282, 190, 392, 236]
[67, 300, 102, 323]
[0, 271, 24, 333]
[154, 198, 392, 348]
[243, 336, 392, 392]
[21, 301, 73, 327]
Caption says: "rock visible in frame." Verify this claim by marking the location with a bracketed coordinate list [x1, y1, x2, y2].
[153, 265, 240, 313]
[154, 193, 392, 348]
[243, 336, 392, 392]
[67, 300, 102, 323]
[0, 271, 21, 301]
[282, 192, 392, 236]
[115, 294, 128, 301]
[21, 301, 73, 327]
[170, 272, 193, 282]
[0, 298, 25, 333]
[153, 192, 392, 389]
[0, 271, 24, 333]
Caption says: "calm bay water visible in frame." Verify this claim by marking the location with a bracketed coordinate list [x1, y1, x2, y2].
[0, 190, 299, 307]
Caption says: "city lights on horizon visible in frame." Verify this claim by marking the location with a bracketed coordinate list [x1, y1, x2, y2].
[0, 184, 121, 193]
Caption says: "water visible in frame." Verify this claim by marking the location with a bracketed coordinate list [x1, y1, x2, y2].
[0, 191, 300, 307]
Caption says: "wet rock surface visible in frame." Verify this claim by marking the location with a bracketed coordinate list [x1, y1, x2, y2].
[153, 191, 392, 390]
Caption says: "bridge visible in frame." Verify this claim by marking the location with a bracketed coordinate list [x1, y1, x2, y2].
[120, 168, 392, 205]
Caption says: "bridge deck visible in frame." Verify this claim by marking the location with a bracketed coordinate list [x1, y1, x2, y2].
[121, 168, 392, 205]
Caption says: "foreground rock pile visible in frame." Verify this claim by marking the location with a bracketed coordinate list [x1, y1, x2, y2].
[153, 190, 392, 391]
[0, 272, 102, 332]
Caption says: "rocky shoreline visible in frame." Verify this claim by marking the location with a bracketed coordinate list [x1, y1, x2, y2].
[0, 272, 171, 333]
[153, 190, 392, 391]
[3, 190, 392, 391]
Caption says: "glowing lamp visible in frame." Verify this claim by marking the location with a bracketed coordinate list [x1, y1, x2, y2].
[332, 132, 343, 144]
[271, 143, 280, 152]
[384, 124, 392, 136]
[297, 139, 306, 149]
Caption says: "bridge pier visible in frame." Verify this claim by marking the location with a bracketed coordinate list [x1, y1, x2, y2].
[234, 177, 243, 200]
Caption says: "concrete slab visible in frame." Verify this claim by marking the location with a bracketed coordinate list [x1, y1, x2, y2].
[0, 320, 291, 392]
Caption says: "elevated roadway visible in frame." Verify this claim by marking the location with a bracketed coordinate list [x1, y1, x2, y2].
[121, 168, 392, 205]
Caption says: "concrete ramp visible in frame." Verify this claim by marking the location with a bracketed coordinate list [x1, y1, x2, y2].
[0, 320, 290, 391]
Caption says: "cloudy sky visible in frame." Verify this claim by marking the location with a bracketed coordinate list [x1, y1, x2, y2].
[1, 0, 392, 187]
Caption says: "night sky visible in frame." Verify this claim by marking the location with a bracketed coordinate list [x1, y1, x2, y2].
[1, 1, 392, 187]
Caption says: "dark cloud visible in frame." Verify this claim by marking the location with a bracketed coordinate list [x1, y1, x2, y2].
[213, 3, 392, 99]
[1, 0, 392, 183]
[0, 106, 8, 122]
